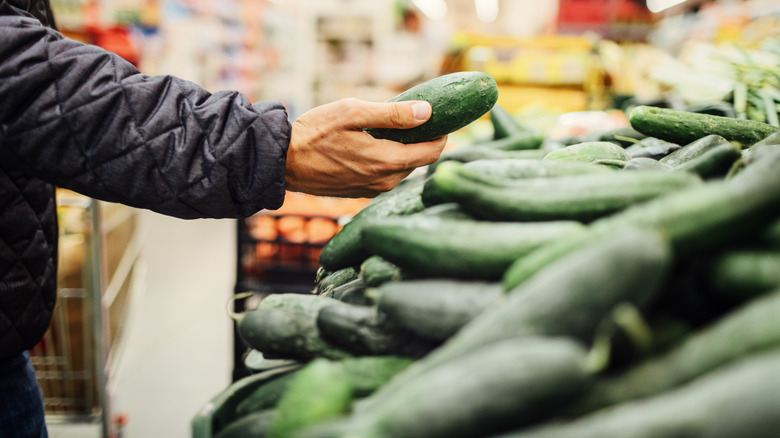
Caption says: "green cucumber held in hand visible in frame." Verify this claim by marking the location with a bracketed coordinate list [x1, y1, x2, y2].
[366, 71, 499, 144]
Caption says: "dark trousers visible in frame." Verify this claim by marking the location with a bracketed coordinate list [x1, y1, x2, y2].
[0, 352, 48, 438]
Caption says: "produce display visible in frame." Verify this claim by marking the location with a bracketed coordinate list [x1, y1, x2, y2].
[194, 92, 780, 437]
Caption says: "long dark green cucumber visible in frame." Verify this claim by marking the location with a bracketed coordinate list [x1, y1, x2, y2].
[459, 158, 614, 183]
[301, 337, 592, 438]
[358, 227, 672, 413]
[500, 349, 780, 438]
[591, 146, 780, 256]
[566, 289, 780, 416]
[431, 161, 701, 222]
[192, 364, 301, 438]
[365, 71, 498, 144]
[361, 215, 586, 279]
[489, 103, 528, 139]
[422, 158, 609, 206]
[270, 359, 355, 438]
[315, 302, 437, 358]
[629, 105, 780, 146]
[319, 179, 425, 271]
[375, 279, 503, 341]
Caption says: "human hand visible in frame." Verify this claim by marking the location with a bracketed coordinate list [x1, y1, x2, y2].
[285, 98, 448, 198]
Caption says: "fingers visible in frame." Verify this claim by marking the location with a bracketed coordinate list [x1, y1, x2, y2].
[377, 135, 449, 172]
[342, 99, 433, 130]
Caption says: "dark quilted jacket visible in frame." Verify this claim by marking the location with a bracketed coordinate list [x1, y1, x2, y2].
[0, 0, 291, 358]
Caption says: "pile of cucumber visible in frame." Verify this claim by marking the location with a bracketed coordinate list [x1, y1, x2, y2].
[194, 75, 780, 437]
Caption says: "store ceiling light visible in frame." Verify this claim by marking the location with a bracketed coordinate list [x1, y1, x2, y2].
[412, 0, 448, 21]
[475, 0, 499, 22]
[646, 0, 689, 13]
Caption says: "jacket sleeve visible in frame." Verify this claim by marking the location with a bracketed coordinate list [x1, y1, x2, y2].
[0, 4, 290, 219]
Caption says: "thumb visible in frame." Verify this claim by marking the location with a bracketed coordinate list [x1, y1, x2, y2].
[351, 100, 432, 130]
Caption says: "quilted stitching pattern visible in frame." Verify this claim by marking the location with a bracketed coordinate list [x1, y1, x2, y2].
[0, 168, 57, 358]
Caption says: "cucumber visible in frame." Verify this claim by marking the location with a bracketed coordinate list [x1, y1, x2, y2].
[415, 202, 473, 219]
[315, 302, 437, 358]
[425, 146, 546, 177]
[270, 358, 355, 438]
[489, 103, 528, 139]
[422, 158, 609, 206]
[316, 266, 359, 295]
[502, 226, 611, 292]
[629, 105, 780, 146]
[543, 141, 631, 165]
[320, 278, 370, 305]
[758, 217, 780, 247]
[234, 371, 299, 417]
[338, 356, 414, 398]
[431, 161, 701, 222]
[361, 215, 586, 279]
[568, 289, 780, 416]
[742, 132, 780, 166]
[236, 294, 352, 361]
[375, 279, 503, 341]
[591, 145, 780, 256]
[358, 255, 402, 287]
[622, 157, 673, 172]
[237, 357, 413, 423]
[365, 71, 498, 144]
[704, 249, 780, 301]
[624, 137, 681, 160]
[466, 131, 545, 151]
[303, 337, 592, 438]
[672, 140, 741, 179]
[502, 349, 780, 438]
[459, 158, 614, 183]
[192, 364, 301, 438]
[659, 134, 730, 166]
[360, 227, 672, 412]
[319, 179, 425, 271]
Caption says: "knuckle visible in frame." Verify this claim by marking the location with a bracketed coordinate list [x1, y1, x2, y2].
[388, 105, 406, 127]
